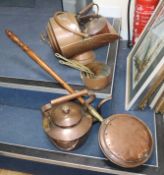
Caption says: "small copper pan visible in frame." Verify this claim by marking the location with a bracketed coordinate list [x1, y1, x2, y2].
[81, 61, 112, 90]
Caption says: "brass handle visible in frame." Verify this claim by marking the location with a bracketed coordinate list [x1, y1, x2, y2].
[78, 2, 99, 16]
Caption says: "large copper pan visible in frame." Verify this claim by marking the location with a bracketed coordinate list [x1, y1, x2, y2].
[98, 114, 153, 168]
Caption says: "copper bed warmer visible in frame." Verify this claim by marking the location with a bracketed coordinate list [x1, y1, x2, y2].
[6, 30, 153, 168]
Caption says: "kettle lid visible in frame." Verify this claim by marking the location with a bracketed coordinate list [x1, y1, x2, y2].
[51, 102, 82, 127]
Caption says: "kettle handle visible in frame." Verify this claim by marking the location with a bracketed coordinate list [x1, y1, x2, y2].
[78, 2, 99, 16]
[54, 12, 88, 38]
[77, 2, 99, 21]
[50, 89, 95, 106]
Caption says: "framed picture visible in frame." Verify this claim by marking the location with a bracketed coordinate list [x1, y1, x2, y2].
[125, 0, 164, 110]
[149, 83, 164, 112]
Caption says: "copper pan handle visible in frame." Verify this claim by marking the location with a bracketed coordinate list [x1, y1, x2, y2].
[50, 89, 95, 106]
[77, 3, 99, 22]
[5, 29, 84, 105]
[5, 29, 103, 122]
[78, 2, 99, 16]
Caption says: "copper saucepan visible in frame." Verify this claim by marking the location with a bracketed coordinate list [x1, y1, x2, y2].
[81, 61, 112, 90]
[5, 30, 153, 168]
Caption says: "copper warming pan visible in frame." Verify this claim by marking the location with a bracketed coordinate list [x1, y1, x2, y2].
[6, 30, 153, 168]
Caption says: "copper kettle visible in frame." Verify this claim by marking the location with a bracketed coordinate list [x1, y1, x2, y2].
[42, 89, 94, 151]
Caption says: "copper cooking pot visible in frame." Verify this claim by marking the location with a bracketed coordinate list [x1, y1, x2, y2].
[42, 89, 94, 151]
[80, 61, 112, 90]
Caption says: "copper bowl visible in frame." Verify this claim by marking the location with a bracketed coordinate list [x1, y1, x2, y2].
[98, 114, 153, 168]
[81, 61, 112, 90]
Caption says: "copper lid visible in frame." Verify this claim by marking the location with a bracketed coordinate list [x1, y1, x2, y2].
[44, 113, 92, 141]
[98, 114, 153, 168]
[51, 102, 82, 127]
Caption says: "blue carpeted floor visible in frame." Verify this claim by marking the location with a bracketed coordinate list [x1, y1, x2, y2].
[0, 0, 157, 169]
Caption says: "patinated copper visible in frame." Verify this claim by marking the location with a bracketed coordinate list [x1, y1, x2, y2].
[42, 90, 93, 151]
[6, 30, 153, 167]
[81, 61, 111, 90]
[84, 17, 109, 36]
[5, 29, 103, 123]
[98, 114, 153, 168]
[46, 3, 119, 61]
[72, 50, 95, 65]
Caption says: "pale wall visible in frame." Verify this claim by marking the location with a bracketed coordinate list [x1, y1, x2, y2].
[93, 0, 135, 40]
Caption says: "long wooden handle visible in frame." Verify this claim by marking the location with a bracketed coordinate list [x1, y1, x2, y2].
[5, 29, 84, 104]
[5, 29, 103, 122]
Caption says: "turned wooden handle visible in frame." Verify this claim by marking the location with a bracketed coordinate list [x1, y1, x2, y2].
[5, 29, 104, 122]
[5, 29, 85, 104]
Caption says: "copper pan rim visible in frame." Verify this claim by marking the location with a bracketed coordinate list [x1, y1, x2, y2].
[48, 18, 62, 53]
[98, 114, 154, 168]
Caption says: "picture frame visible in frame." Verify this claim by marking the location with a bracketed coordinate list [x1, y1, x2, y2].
[125, 0, 164, 110]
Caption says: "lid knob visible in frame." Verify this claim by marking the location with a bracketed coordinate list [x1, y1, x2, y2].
[62, 105, 70, 114]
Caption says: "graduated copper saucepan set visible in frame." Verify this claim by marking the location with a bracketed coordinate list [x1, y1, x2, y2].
[6, 30, 153, 168]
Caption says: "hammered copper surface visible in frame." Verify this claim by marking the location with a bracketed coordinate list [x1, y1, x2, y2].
[98, 114, 153, 168]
